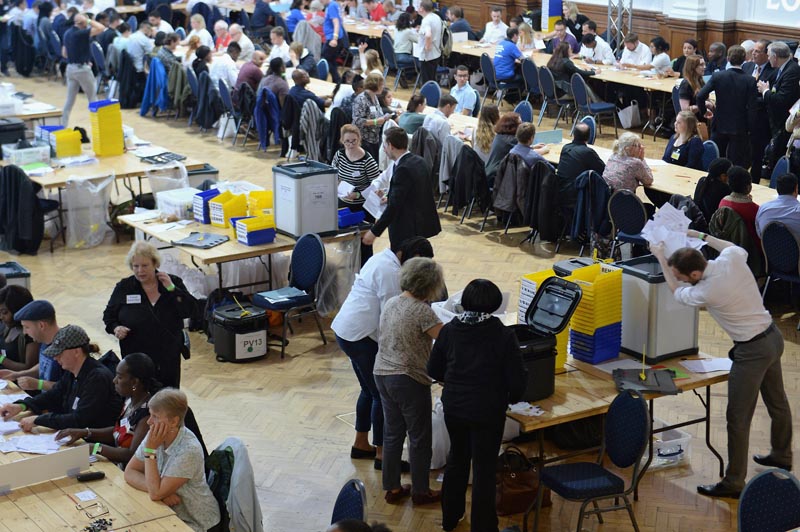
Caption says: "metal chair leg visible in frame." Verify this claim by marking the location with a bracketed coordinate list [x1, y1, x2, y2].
[461, 196, 475, 224]
[480, 207, 491, 232]
[280, 312, 288, 359]
[503, 211, 514, 234]
[762, 276, 771, 300]
[623, 495, 641, 532]
[312, 308, 327, 345]
[537, 101, 547, 126]
[592, 500, 603, 523]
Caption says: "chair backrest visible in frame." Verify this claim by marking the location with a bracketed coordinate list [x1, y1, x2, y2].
[580, 115, 596, 144]
[240, 9, 251, 31]
[771, 156, 790, 188]
[739, 469, 800, 532]
[570, 73, 590, 111]
[186, 66, 199, 96]
[538, 66, 558, 101]
[420, 80, 441, 108]
[218, 79, 235, 113]
[671, 85, 681, 115]
[191, 2, 211, 28]
[479, 53, 498, 90]
[702, 140, 719, 171]
[289, 233, 326, 294]
[127, 15, 137, 32]
[156, 3, 172, 24]
[330, 478, 367, 524]
[604, 390, 649, 471]
[91, 41, 106, 74]
[608, 189, 648, 236]
[471, 88, 481, 117]
[380, 30, 396, 69]
[513, 100, 533, 123]
[48, 30, 61, 59]
[316, 58, 328, 80]
[522, 58, 540, 96]
[175, 26, 186, 40]
[762, 221, 800, 277]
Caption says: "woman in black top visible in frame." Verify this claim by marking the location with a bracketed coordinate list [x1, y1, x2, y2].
[191, 45, 211, 78]
[672, 38, 698, 79]
[0, 285, 38, 373]
[428, 279, 526, 532]
[485, 112, 521, 187]
[562, 1, 589, 43]
[678, 54, 706, 123]
[694, 157, 732, 222]
[547, 41, 597, 96]
[103, 242, 196, 388]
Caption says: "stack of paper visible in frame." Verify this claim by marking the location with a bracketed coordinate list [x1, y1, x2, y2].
[641, 202, 705, 256]
[257, 286, 307, 304]
[509, 402, 545, 417]
[0, 420, 19, 435]
[5, 433, 62, 454]
[680, 358, 732, 373]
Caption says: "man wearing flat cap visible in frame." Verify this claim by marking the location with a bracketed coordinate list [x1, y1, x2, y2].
[0, 325, 122, 432]
[0, 299, 63, 392]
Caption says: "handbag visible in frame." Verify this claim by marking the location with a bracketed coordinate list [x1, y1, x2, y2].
[617, 100, 642, 129]
[495, 445, 551, 516]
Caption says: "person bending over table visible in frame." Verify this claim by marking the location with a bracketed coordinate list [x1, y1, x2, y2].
[125, 388, 220, 532]
[0, 325, 122, 432]
[428, 279, 526, 532]
[651, 232, 793, 499]
[0, 299, 63, 392]
[662, 110, 704, 170]
[103, 242, 196, 389]
[0, 286, 38, 374]
[55, 353, 159, 467]
[373, 257, 444, 506]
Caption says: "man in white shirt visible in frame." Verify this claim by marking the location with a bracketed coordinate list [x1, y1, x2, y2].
[450, 65, 476, 116]
[127, 21, 155, 72]
[422, 94, 456, 146]
[267, 26, 291, 65]
[415, 0, 441, 84]
[210, 41, 241, 88]
[148, 11, 174, 35]
[619, 32, 652, 67]
[481, 7, 507, 44]
[579, 33, 615, 65]
[652, 232, 793, 499]
[229, 24, 254, 62]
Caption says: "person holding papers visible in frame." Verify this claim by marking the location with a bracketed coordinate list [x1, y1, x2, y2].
[0, 325, 122, 432]
[619, 33, 652, 67]
[651, 232, 793, 499]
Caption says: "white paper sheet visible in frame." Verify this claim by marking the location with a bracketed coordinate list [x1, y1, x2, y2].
[0, 420, 20, 435]
[124, 210, 161, 222]
[337, 181, 356, 198]
[0, 380, 6, 390]
[2, 393, 29, 403]
[509, 402, 545, 417]
[641, 202, 706, 256]
[362, 185, 386, 220]
[680, 358, 733, 373]
[74, 490, 97, 502]
[147, 222, 179, 233]
[7, 433, 62, 454]
[132, 145, 169, 158]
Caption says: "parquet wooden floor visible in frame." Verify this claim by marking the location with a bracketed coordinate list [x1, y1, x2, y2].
[3, 72, 798, 532]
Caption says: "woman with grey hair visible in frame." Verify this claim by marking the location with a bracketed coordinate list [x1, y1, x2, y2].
[373, 257, 444, 507]
[602, 132, 654, 193]
[103, 242, 196, 389]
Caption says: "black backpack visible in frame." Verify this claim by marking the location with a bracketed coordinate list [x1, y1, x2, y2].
[206, 446, 234, 532]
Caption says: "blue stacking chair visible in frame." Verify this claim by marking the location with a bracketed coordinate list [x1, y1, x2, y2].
[608, 189, 649, 258]
[316, 58, 329, 81]
[579, 115, 597, 144]
[127, 15, 137, 32]
[420, 80, 441, 108]
[479, 52, 515, 107]
[671, 85, 681, 115]
[217, 79, 242, 146]
[702, 140, 719, 171]
[380, 30, 419, 92]
[191, 3, 211, 29]
[770, 156, 790, 188]
[471, 88, 481, 117]
[527, 390, 649, 532]
[761, 221, 800, 301]
[513, 100, 533, 123]
[185, 66, 199, 126]
[537, 66, 572, 129]
[570, 73, 617, 137]
[738, 469, 800, 532]
[175, 26, 186, 40]
[156, 4, 172, 25]
[522, 58, 540, 101]
[240, 9, 251, 33]
[330, 479, 367, 524]
[91, 41, 110, 95]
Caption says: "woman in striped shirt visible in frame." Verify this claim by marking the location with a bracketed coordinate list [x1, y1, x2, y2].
[332, 124, 381, 264]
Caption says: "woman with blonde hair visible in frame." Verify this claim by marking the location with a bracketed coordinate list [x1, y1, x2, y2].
[662, 110, 704, 170]
[517, 22, 534, 51]
[359, 43, 384, 76]
[103, 242, 196, 388]
[472, 104, 500, 163]
[562, 1, 588, 42]
[182, 34, 201, 67]
[183, 14, 214, 49]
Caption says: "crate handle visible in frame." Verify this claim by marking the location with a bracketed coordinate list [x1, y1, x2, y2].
[657, 446, 684, 458]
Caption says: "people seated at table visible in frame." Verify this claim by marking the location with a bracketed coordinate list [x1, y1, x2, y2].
[550, 19, 579, 54]
[481, 6, 508, 45]
[756, 172, 800, 237]
[148, 10, 173, 34]
[156, 32, 180, 72]
[0, 300, 62, 392]
[378, 87, 400, 115]
[229, 23, 254, 62]
[353, 72, 389, 161]
[471, 104, 500, 163]
[580, 33, 615, 66]
[693, 157, 732, 223]
[267, 26, 291, 65]
[678, 54, 706, 122]
[0, 286, 38, 374]
[235, 50, 266, 92]
[183, 13, 213, 49]
[331, 70, 361, 112]
[191, 45, 211, 77]
[363, 0, 384, 21]
[398, 94, 426, 134]
[54, 353, 158, 467]
[625, 36, 674, 76]
[672, 39, 698, 79]
[359, 44, 384, 76]
[128, 21, 155, 73]
[392, 12, 418, 89]
[251, 0, 276, 34]
[548, 41, 597, 96]
[97, 12, 122, 54]
[602, 132, 654, 193]
[619, 32, 652, 67]
[509, 122, 552, 169]
[422, 94, 456, 147]
[493, 28, 524, 88]
[125, 388, 221, 532]
[450, 65, 476, 116]
[213, 20, 231, 51]
[557, 122, 606, 209]
[446, 6, 476, 40]
[103, 242, 196, 389]
[258, 57, 290, 106]
[428, 278, 526, 532]
[718, 166, 761, 247]
[705, 42, 728, 75]
[516, 22, 534, 51]
[210, 41, 240, 88]
[381, 0, 400, 22]
[286, 0, 310, 32]
[374, 257, 443, 506]
[344, 0, 368, 20]
[0, 325, 122, 432]
[485, 112, 521, 186]
[663, 110, 704, 170]
[290, 41, 317, 77]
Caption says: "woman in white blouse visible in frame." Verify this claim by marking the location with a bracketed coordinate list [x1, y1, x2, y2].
[182, 14, 214, 49]
[626, 36, 677, 77]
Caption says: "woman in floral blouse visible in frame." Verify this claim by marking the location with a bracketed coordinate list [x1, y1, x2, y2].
[353, 72, 392, 162]
[602, 132, 654, 193]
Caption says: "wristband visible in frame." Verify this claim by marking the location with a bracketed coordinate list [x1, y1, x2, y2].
[143, 447, 156, 454]
[0, 353, 5, 364]
[698, 232, 707, 241]
[38, 379, 44, 391]
[166, 284, 176, 292]
[92, 442, 101, 456]
[19, 403, 27, 412]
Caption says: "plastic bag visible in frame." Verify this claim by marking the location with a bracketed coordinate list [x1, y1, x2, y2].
[431, 396, 450, 469]
[64, 174, 114, 249]
[316, 236, 360, 316]
[146, 162, 189, 210]
[617, 100, 642, 129]
[217, 114, 237, 139]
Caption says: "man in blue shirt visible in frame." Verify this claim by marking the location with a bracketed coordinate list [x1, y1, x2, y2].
[446, 6, 476, 40]
[61, 14, 105, 125]
[756, 172, 800, 238]
[493, 27, 523, 88]
[450, 65, 477, 116]
[0, 300, 63, 393]
[289, 69, 331, 111]
[321, 0, 345, 83]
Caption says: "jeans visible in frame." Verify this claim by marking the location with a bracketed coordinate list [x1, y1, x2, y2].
[62, 63, 97, 126]
[442, 414, 505, 532]
[335, 335, 383, 446]
[395, 52, 418, 74]
[322, 39, 343, 84]
[375, 374, 432, 494]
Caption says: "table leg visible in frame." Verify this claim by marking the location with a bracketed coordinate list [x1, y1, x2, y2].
[700, 386, 725, 477]
[217, 262, 224, 290]
[652, 93, 669, 140]
[634, 400, 656, 501]
[58, 186, 66, 245]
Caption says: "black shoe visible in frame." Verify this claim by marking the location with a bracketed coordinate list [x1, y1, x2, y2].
[350, 446, 377, 459]
[442, 515, 465, 531]
[697, 482, 741, 499]
[374, 459, 411, 472]
[753, 454, 793, 471]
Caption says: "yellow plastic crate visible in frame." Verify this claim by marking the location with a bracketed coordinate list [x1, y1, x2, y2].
[52, 129, 82, 158]
[209, 192, 247, 228]
[89, 100, 124, 156]
[567, 264, 623, 332]
[247, 190, 274, 217]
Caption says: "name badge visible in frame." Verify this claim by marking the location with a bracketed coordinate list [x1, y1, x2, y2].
[126, 294, 142, 304]
[370, 106, 380, 114]
[72, 396, 80, 410]
[671, 150, 680, 160]
[121, 417, 131, 431]
[351, 170, 361, 178]
[772, 87, 777, 93]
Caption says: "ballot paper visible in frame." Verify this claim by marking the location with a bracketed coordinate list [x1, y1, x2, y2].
[337, 181, 356, 199]
[74, 490, 98, 502]
[124, 210, 161, 222]
[6, 433, 62, 454]
[132, 145, 169, 158]
[0, 380, 6, 390]
[509, 402, 545, 417]
[0, 420, 20, 435]
[641, 202, 706, 256]
[680, 358, 733, 373]
[2, 393, 29, 403]
[362, 185, 386, 220]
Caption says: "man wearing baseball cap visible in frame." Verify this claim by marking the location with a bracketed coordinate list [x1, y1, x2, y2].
[0, 300, 63, 392]
[0, 324, 122, 432]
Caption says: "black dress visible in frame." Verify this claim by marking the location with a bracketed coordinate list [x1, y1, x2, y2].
[103, 273, 195, 388]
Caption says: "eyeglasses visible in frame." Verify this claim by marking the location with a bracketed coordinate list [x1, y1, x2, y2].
[342, 138, 359, 145]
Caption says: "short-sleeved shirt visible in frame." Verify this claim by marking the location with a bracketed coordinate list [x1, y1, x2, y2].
[39, 342, 64, 383]
[135, 427, 220, 532]
[127, 31, 154, 72]
[651, 52, 672, 74]
[374, 294, 441, 385]
[64, 27, 92, 64]
[324, 0, 344, 41]
[451, 83, 476, 114]
[417, 12, 442, 61]
[494, 39, 523, 80]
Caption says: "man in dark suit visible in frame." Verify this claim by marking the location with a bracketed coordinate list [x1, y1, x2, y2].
[742, 39, 776, 183]
[556, 123, 606, 209]
[704, 42, 728, 75]
[697, 45, 757, 168]
[759, 41, 800, 171]
[362, 127, 442, 249]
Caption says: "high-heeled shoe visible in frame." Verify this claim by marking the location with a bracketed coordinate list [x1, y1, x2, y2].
[350, 446, 377, 459]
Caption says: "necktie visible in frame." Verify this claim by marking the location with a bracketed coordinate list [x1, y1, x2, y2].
[753, 64, 760, 79]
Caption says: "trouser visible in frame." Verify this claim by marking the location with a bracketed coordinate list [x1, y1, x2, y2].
[420, 59, 438, 84]
[361, 139, 380, 164]
[722, 324, 793, 490]
[768, 129, 792, 172]
[750, 119, 771, 183]
[375, 374, 432, 494]
[335, 335, 383, 446]
[711, 131, 750, 168]
[322, 39, 343, 84]
[395, 53, 418, 72]
[442, 414, 505, 532]
[62, 63, 97, 126]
